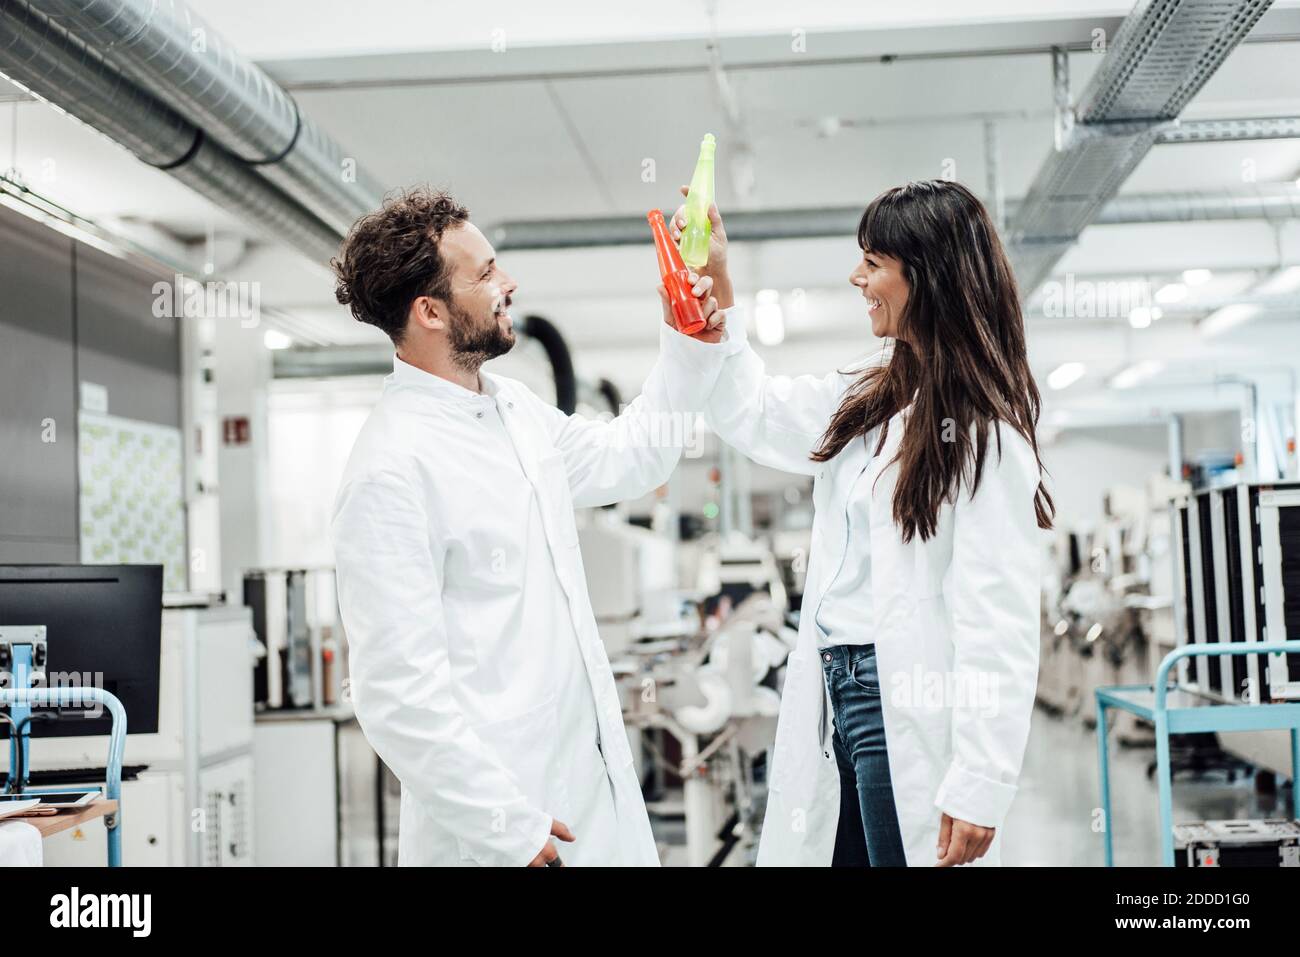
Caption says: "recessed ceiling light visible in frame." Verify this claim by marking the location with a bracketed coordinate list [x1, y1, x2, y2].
[1109, 359, 1164, 389]
[1257, 265, 1300, 295]
[1155, 282, 1188, 304]
[1200, 303, 1262, 338]
[1047, 362, 1086, 390]
[1182, 268, 1212, 286]
[754, 290, 784, 346]
[263, 329, 292, 350]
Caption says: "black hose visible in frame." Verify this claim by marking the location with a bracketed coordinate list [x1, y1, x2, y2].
[596, 378, 622, 416]
[522, 314, 577, 415]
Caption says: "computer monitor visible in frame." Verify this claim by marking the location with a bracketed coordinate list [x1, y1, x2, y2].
[0, 564, 162, 737]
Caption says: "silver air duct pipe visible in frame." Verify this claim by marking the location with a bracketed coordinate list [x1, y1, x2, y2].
[38, 0, 383, 235]
[0, 0, 341, 263]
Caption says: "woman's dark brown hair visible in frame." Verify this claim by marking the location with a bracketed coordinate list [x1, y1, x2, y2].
[811, 179, 1054, 542]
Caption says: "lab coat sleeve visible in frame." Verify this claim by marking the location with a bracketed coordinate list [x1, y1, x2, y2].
[544, 319, 741, 508]
[934, 425, 1044, 830]
[694, 319, 864, 477]
[331, 473, 553, 866]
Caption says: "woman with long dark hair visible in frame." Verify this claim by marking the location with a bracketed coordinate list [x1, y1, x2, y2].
[663, 179, 1053, 866]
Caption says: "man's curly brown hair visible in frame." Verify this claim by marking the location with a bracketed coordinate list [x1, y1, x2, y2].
[331, 187, 470, 345]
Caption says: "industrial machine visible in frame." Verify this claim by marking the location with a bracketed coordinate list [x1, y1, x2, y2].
[1171, 481, 1300, 702]
[36, 596, 255, 866]
[578, 519, 796, 866]
[245, 567, 344, 711]
[1173, 819, 1300, 867]
[0, 566, 255, 866]
[1039, 477, 1185, 743]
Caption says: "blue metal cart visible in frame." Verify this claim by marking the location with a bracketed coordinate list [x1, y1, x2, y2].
[1, 686, 128, 867]
[1096, 640, 1300, 866]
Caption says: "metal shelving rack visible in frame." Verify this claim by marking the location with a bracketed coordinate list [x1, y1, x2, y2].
[1096, 641, 1300, 866]
[1, 686, 127, 867]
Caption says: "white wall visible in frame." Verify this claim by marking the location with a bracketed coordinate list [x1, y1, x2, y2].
[266, 378, 382, 568]
[1040, 426, 1171, 531]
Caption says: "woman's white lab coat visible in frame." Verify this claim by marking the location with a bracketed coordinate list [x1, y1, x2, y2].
[683, 322, 1045, 866]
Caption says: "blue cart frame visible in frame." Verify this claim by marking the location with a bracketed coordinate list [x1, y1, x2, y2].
[1095, 640, 1300, 866]
[0, 686, 128, 867]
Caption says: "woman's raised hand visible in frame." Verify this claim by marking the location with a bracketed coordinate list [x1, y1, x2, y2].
[670, 185, 733, 310]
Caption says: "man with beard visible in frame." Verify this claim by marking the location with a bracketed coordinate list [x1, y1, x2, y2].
[329, 187, 729, 866]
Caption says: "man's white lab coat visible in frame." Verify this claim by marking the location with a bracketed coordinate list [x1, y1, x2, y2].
[331, 323, 726, 866]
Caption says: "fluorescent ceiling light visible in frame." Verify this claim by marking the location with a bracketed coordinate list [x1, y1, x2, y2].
[1182, 268, 1212, 286]
[1200, 302, 1262, 338]
[1047, 362, 1086, 391]
[1128, 306, 1153, 329]
[1109, 359, 1164, 390]
[1154, 282, 1188, 305]
[263, 329, 293, 350]
[1256, 265, 1300, 295]
[754, 289, 784, 346]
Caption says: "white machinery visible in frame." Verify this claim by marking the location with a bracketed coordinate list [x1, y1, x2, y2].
[252, 708, 396, 866]
[579, 520, 797, 866]
[29, 600, 256, 866]
[247, 567, 398, 866]
[245, 567, 345, 712]
[1039, 475, 1186, 743]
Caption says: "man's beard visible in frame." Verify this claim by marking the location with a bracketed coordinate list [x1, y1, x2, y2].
[447, 296, 515, 372]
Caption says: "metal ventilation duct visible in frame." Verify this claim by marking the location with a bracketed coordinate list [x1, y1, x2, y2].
[0, 0, 342, 262]
[39, 0, 384, 234]
[491, 206, 866, 251]
[1096, 183, 1300, 223]
[1006, 0, 1274, 296]
[488, 184, 1300, 251]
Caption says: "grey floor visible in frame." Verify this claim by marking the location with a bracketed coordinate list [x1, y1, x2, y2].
[1002, 707, 1290, 866]
[651, 705, 1293, 866]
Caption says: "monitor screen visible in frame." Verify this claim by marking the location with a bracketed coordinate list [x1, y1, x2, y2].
[0, 564, 162, 737]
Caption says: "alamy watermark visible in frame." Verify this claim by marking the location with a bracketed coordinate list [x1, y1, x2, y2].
[591, 408, 706, 458]
[1, 670, 106, 718]
[1039, 274, 1153, 320]
[152, 273, 261, 328]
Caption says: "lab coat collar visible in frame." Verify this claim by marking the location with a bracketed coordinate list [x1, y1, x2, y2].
[389, 353, 498, 404]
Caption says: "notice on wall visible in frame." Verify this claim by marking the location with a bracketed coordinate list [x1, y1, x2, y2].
[78, 411, 187, 592]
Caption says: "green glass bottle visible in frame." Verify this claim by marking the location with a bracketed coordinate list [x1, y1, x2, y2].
[678, 133, 716, 270]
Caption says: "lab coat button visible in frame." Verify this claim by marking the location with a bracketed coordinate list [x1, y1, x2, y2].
[475, 411, 483, 418]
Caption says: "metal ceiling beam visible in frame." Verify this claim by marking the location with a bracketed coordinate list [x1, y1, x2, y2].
[1157, 115, 1300, 143]
[1005, 0, 1275, 298]
[488, 184, 1300, 251]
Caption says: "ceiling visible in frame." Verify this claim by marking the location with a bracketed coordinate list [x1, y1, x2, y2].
[2, 0, 1299, 423]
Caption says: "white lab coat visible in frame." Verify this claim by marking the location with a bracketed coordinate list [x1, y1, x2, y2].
[678, 322, 1044, 866]
[331, 323, 728, 866]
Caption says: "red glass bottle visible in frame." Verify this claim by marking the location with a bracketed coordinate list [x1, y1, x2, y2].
[647, 210, 706, 335]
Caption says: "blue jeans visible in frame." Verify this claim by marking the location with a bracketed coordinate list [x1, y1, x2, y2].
[820, 644, 907, 867]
